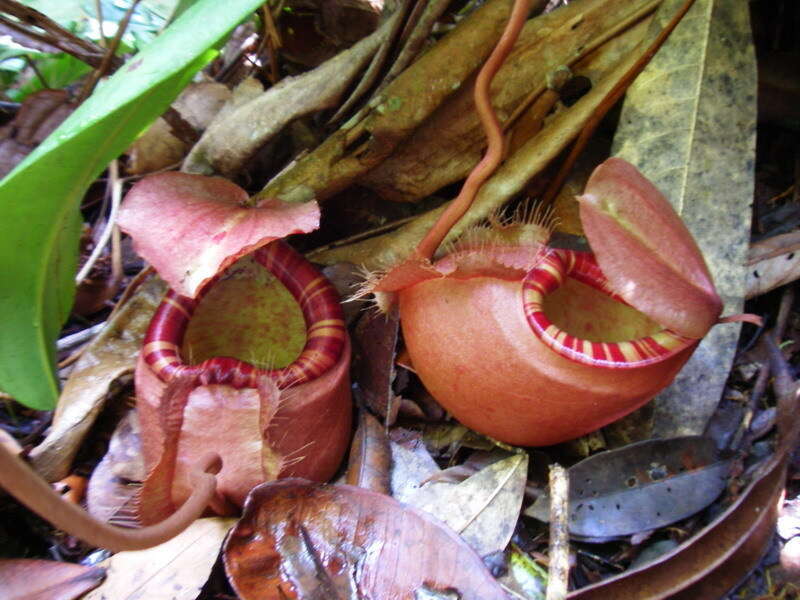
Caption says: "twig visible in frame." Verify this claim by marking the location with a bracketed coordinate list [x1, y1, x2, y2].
[78, 0, 141, 102]
[56, 321, 107, 352]
[0, 1, 113, 69]
[540, 0, 697, 205]
[93, 0, 108, 48]
[75, 160, 122, 284]
[546, 463, 570, 600]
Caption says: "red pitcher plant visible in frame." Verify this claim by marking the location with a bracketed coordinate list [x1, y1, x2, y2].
[118, 172, 351, 521]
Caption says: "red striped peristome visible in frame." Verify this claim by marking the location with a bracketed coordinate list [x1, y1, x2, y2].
[142, 241, 346, 389]
[522, 248, 695, 369]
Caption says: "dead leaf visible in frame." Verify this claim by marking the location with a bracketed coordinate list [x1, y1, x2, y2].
[389, 428, 442, 503]
[29, 274, 167, 482]
[224, 479, 509, 599]
[0, 559, 104, 600]
[345, 410, 391, 494]
[353, 306, 400, 421]
[746, 230, 800, 298]
[182, 13, 394, 177]
[0, 90, 74, 178]
[407, 453, 529, 557]
[81, 517, 235, 600]
[127, 82, 232, 175]
[566, 443, 783, 599]
[611, 0, 758, 438]
[86, 410, 145, 525]
[526, 437, 731, 539]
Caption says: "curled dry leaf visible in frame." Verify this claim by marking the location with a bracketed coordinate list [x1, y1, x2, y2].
[746, 230, 800, 299]
[0, 559, 105, 600]
[117, 172, 320, 298]
[353, 306, 400, 421]
[86, 410, 144, 524]
[182, 15, 392, 177]
[526, 436, 731, 539]
[29, 273, 166, 482]
[224, 479, 509, 600]
[346, 410, 391, 494]
[126, 82, 232, 175]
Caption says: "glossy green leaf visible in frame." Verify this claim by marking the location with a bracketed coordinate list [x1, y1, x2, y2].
[0, 0, 264, 409]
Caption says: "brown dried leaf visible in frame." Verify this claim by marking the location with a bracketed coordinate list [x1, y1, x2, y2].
[346, 410, 391, 494]
[353, 306, 400, 420]
[82, 518, 236, 600]
[0, 90, 74, 178]
[0, 559, 104, 600]
[86, 410, 145, 525]
[746, 230, 800, 299]
[224, 480, 509, 599]
[29, 274, 167, 481]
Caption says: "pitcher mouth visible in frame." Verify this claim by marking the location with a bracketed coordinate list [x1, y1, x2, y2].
[522, 249, 695, 369]
[142, 241, 346, 388]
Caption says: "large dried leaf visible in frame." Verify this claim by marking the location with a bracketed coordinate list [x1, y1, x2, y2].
[526, 437, 730, 539]
[0, 559, 104, 600]
[224, 479, 509, 599]
[359, 0, 653, 203]
[611, 0, 757, 437]
[82, 518, 236, 600]
[29, 274, 166, 482]
[117, 172, 320, 298]
[406, 453, 529, 557]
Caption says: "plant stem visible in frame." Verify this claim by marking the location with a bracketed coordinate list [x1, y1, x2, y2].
[415, 0, 532, 261]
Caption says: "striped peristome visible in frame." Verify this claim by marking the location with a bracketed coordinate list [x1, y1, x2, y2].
[143, 241, 346, 389]
[522, 249, 694, 369]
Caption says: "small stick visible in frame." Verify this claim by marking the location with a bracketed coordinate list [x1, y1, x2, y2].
[546, 463, 570, 600]
[75, 159, 123, 284]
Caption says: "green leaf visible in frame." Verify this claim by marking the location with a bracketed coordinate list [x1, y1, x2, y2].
[610, 0, 757, 438]
[0, 0, 265, 410]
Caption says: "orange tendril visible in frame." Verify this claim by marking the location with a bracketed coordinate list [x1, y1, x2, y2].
[415, 0, 532, 261]
[0, 445, 221, 552]
[718, 313, 764, 327]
